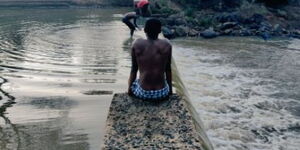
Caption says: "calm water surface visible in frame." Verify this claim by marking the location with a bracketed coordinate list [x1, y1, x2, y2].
[0, 8, 133, 150]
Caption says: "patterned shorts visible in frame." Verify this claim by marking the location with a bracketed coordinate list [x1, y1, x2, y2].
[131, 79, 169, 100]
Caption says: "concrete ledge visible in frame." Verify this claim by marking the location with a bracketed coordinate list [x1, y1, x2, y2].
[102, 93, 206, 149]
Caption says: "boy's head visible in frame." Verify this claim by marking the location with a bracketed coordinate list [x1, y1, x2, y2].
[144, 18, 161, 40]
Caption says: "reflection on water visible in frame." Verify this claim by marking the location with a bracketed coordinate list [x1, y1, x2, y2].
[0, 77, 16, 114]
[173, 37, 300, 150]
[0, 76, 18, 149]
[0, 8, 133, 149]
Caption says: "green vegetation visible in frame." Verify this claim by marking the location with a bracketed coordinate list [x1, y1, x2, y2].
[197, 17, 216, 28]
[172, 0, 199, 6]
[184, 7, 195, 17]
[238, 1, 269, 18]
[150, 0, 179, 15]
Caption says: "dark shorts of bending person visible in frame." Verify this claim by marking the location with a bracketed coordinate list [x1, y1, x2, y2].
[128, 18, 173, 101]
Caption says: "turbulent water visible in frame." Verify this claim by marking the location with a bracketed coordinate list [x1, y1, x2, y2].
[173, 37, 300, 150]
[0, 8, 133, 149]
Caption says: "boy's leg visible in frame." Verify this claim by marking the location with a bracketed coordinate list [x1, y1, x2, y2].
[122, 18, 136, 36]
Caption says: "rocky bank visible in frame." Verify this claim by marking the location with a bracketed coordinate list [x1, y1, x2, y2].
[149, 0, 300, 39]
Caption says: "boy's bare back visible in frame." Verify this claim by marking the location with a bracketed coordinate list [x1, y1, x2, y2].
[132, 38, 172, 90]
[128, 18, 172, 98]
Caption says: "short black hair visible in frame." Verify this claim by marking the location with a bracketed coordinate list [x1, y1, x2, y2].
[144, 18, 161, 39]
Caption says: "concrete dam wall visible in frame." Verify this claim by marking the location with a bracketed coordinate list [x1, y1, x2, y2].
[102, 61, 214, 149]
[0, 0, 133, 7]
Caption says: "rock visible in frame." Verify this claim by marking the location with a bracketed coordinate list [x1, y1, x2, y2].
[175, 26, 189, 37]
[158, 18, 168, 26]
[175, 18, 187, 25]
[259, 26, 267, 32]
[260, 22, 272, 31]
[240, 29, 252, 36]
[165, 13, 185, 26]
[216, 12, 242, 23]
[162, 26, 175, 39]
[169, 13, 184, 20]
[220, 22, 238, 30]
[291, 30, 300, 38]
[249, 24, 261, 30]
[257, 0, 289, 7]
[276, 9, 288, 19]
[294, 30, 300, 35]
[249, 14, 265, 24]
[223, 29, 233, 35]
[282, 28, 290, 35]
[289, 0, 300, 6]
[273, 24, 283, 33]
[200, 28, 219, 38]
[260, 32, 271, 40]
[199, 0, 220, 9]
[223, 0, 243, 8]
[188, 29, 199, 37]
[231, 30, 241, 36]
[165, 18, 176, 26]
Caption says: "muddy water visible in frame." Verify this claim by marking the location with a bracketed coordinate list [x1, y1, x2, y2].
[173, 37, 300, 150]
[1, 8, 299, 150]
[0, 8, 133, 150]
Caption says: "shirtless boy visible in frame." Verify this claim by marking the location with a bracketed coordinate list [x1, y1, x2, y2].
[122, 12, 139, 37]
[128, 19, 172, 100]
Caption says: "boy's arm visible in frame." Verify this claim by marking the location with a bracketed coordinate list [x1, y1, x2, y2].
[128, 46, 138, 95]
[166, 45, 173, 95]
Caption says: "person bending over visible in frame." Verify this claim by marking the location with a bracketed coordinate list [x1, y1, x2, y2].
[128, 19, 172, 100]
[122, 12, 140, 37]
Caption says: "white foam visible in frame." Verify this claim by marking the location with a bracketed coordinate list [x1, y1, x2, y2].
[173, 38, 300, 150]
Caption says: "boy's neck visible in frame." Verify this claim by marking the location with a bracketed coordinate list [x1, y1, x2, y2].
[146, 35, 158, 41]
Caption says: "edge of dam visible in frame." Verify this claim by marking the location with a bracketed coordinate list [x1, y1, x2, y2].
[102, 59, 214, 150]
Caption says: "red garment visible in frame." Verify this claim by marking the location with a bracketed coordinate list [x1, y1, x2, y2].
[137, 0, 149, 8]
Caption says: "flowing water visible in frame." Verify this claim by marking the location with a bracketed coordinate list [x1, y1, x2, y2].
[0, 8, 299, 150]
[173, 37, 300, 150]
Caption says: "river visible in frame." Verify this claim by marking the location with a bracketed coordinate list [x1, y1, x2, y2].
[0, 8, 299, 150]
[0, 8, 132, 150]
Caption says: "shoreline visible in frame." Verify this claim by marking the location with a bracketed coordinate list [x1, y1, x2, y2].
[149, 0, 300, 40]
[0, 3, 299, 40]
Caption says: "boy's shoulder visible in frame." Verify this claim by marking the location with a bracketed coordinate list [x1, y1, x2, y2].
[133, 38, 147, 46]
[133, 38, 171, 48]
[160, 38, 171, 45]
[157, 39, 172, 49]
